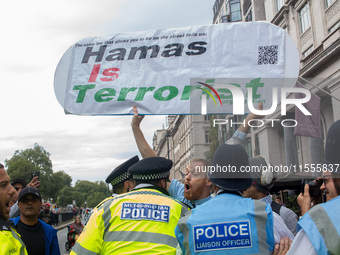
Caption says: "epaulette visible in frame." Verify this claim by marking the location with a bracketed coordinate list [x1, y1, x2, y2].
[0, 219, 11, 231]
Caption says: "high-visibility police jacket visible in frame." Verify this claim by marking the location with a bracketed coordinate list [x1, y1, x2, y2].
[0, 219, 27, 255]
[71, 186, 189, 255]
[297, 195, 340, 255]
[83, 196, 113, 225]
[175, 192, 275, 255]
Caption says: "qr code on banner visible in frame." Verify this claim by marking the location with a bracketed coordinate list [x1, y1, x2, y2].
[258, 45, 278, 65]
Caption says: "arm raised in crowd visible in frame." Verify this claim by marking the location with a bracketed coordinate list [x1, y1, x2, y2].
[131, 106, 158, 158]
[238, 102, 264, 134]
[27, 176, 40, 189]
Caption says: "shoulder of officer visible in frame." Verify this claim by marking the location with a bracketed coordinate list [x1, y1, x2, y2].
[0, 219, 11, 232]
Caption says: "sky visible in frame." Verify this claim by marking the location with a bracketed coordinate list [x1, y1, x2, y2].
[0, 0, 216, 184]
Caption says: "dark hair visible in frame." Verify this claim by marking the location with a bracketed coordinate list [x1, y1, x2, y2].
[11, 178, 27, 187]
[332, 173, 340, 196]
[112, 181, 125, 194]
[0, 163, 4, 169]
[134, 178, 167, 187]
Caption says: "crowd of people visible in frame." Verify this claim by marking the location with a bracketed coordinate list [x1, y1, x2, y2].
[73, 108, 340, 254]
[1, 108, 339, 254]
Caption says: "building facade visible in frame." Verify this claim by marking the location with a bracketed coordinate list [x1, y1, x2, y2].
[153, 0, 340, 180]
[153, 115, 212, 181]
[213, 0, 340, 174]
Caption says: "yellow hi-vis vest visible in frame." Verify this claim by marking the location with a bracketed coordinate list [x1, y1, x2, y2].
[71, 188, 189, 254]
[0, 220, 27, 255]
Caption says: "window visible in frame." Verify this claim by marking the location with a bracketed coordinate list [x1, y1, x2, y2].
[220, 15, 230, 23]
[325, 0, 336, 8]
[277, 0, 284, 11]
[299, 3, 311, 34]
[205, 131, 210, 143]
[230, 0, 242, 22]
[303, 45, 314, 58]
[204, 115, 212, 121]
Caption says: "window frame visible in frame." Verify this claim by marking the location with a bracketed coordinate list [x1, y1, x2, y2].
[299, 2, 311, 34]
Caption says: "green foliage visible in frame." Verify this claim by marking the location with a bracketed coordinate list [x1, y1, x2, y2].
[57, 180, 110, 207]
[5, 143, 72, 202]
[6, 143, 53, 199]
[57, 186, 76, 206]
[86, 192, 108, 208]
[284, 195, 301, 216]
[49, 171, 72, 203]
[205, 115, 219, 162]
[6, 143, 110, 207]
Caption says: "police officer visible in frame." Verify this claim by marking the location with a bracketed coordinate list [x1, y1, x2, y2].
[175, 143, 275, 254]
[105, 155, 139, 196]
[83, 155, 139, 225]
[0, 163, 28, 255]
[71, 157, 189, 254]
[287, 120, 340, 255]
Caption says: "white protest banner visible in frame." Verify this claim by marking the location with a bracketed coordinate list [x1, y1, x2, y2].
[54, 21, 300, 115]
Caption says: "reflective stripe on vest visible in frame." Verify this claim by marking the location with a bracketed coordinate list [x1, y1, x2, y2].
[308, 205, 340, 255]
[10, 227, 27, 255]
[254, 200, 270, 254]
[0, 227, 27, 255]
[104, 230, 178, 248]
[177, 210, 193, 255]
[72, 242, 100, 255]
[100, 189, 186, 253]
[175, 194, 273, 254]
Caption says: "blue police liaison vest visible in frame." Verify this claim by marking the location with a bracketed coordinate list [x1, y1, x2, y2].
[175, 193, 275, 255]
[297, 195, 340, 255]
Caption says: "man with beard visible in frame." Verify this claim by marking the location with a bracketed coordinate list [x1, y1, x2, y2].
[131, 104, 263, 208]
[175, 143, 275, 254]
[287, 120, 340, 255]
[0, 163, 27, 254]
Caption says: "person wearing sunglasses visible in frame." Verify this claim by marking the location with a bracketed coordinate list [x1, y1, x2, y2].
[9, 176, 40, 219]
[287, 120, 340, 255]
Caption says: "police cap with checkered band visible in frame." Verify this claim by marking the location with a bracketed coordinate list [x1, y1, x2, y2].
[128, 157, 172, 181]
[105, 155, 139, 187]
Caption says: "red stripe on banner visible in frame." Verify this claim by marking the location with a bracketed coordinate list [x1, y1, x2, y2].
[197, 82, 223, 106]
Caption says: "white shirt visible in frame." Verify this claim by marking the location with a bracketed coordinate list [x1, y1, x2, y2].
[287, 229, 317, 255]
[260, 195, 294, 243]
[272, 211, 294, 243]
